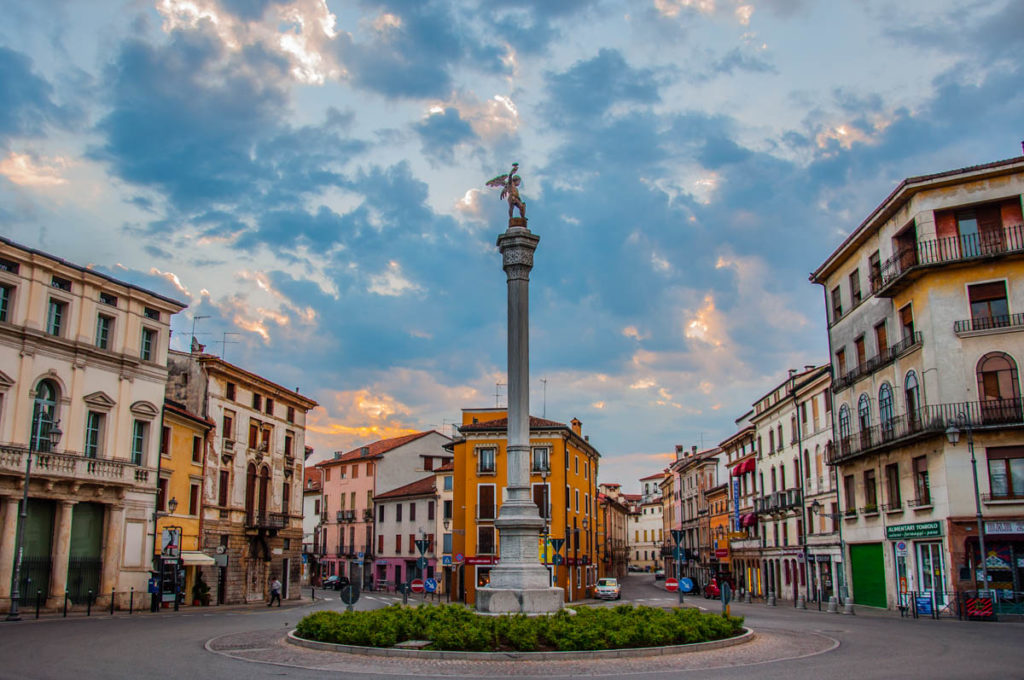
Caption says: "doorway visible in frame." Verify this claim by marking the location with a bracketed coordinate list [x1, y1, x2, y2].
[916, 541, 947, 605]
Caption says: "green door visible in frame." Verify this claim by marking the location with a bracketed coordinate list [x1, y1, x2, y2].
[849, 542, 887, 608]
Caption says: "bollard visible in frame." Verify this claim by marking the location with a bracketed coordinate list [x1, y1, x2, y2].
[827, 596, 838, 613]
[35, 590, 42, 619]
[745, 591, 752, 604]
[129, 587, 134, 615]
[767, 590, 776, 607]
[87, 590, 93, 616]
[110, 588, 115, 615]
[843, 597, 855, 615]
[63, 591, 68, 617]
[796, 595, 806, 610]
[311, 587, 315, 602]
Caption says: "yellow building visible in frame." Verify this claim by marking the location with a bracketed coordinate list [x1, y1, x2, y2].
[154, 400, 214, 605]
[450, 408, 600, 605]
[706, 483, 731, 581]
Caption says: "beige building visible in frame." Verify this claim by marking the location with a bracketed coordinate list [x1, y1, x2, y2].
[0, 237, 185, 612]
[597, 483, 630, 579]
[166, 350, 318, 604]
[812, 155, 1024, 612]
[628, 473, 664, 572]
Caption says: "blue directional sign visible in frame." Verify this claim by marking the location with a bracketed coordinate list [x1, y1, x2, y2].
[441, 555, 452, 567]
[417, 557, 428, 570]
[553, 554, 564, 566]
[679, 578, 695, 593]
[424, 578, 438, 593]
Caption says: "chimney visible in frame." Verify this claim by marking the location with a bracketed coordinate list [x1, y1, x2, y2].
[675, 444, 684, 459]
[571, 418, 582, 436]
[692, 445, 697, 456]
[804, 364, 815, 371]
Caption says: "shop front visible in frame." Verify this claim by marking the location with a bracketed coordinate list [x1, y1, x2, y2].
[964, 520, 1024, 614]
[887, 520, 948, 610]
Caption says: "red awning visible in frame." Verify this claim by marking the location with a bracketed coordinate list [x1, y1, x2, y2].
[732, 458, 754, 476]
[741, 513, 758, 527]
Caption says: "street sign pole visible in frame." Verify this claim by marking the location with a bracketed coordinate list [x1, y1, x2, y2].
[671, 529, 684, 605]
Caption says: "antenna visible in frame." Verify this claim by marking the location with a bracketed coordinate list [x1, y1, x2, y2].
[221, 332, 240, 360]
[541, 378, 547, 418]
[495, 381, 506, 408]
[190, 315, 211, 352]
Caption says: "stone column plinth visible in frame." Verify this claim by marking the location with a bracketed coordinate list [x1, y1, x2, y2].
[477, 220, 563, 615]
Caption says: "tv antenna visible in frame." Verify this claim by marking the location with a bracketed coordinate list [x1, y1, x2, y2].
[221, 332, 240, 360]
[495, 381, 505, 408]
[541, 378, 548, 418]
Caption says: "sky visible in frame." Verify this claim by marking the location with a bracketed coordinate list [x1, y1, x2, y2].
[2, 0, 1022, 492]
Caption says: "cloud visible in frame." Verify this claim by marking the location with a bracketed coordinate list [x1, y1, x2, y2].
[543, 49, 661, 123]
[367, 260, 423, 297]
[0, 47, 77, 142]
[0, 152, 69, 186]
[414, 106, 476, 164]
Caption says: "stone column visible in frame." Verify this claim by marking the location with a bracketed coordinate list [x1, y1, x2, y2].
[476, 218, 563, 614]
[49, 500, 76, 600]
[0, 497, 19, 600]
[99, 505, 125, 600]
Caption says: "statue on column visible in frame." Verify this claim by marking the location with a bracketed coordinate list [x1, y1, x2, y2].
[486, 162, 526, 221]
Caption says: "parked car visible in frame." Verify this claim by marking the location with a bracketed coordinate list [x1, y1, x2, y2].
[654, 569, 665, 580]
[322, 575, 350, 591]
[627, 565, 643, 573]
[595, 578, 622, 600]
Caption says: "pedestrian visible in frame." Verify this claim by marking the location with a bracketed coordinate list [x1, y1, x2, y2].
[268, 577, 282, 607]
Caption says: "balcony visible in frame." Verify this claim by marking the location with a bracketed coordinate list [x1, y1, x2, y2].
[755, 489, 803, 515]
[246, 512, 287, 530]
[955, 313, 1024, 336]
[832, 332, 923, 392]
[336, 509, 356, 522]
[0, 445, 148, 487]
[875, 224, 1024, 297]
[828, 398, 1024, 466]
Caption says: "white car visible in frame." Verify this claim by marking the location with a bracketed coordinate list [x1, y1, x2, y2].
[595, 577, 622, 600]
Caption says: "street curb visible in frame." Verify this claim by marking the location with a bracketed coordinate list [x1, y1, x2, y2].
[284, 626, 753, 660]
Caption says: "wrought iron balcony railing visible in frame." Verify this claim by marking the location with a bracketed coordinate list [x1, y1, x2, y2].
[246, 512, 287, 530]
[876, 224, 1024, 296]
[954, 313, 1024, 334]
[832, 332, 922, 392]
[754, 489, 803, 514]
[828, 398, 1024, 465]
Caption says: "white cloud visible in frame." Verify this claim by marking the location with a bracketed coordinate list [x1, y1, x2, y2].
[367, 261, 422, 297]
[0, 152, 69, 187]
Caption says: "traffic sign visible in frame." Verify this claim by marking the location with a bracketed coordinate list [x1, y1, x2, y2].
[553, 554, 564, 566]
[454, 552, 465, 564]
[673, 546, 685, 561]
[415, 539, 429, 556]
[442, 555, 452, 567]
[549, 538, 565, 554]
[417, 557, 428, 570]
[357, 551, 365, 560]
[665, 577, 679, 592]
[424, 578, 437, 593]
[670, 529, 684, 546]
[679, 577, 695, 593]
[410, 579, 425, 593]
[341, 584, 360, 606]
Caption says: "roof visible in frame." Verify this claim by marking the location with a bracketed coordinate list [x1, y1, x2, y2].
[621, 493, 642, 502]
[0, 235, 188, 309]
[811, 155, 1024, 283]
[434, 461, 454, 473]
[459, 416, 567, 433]
[163, 399, 214, 429]
[318, 430, 444, 466]
[640, 472, 665, 481]
[374, 474, 436, 500]
[303, 466, 322, 491]
[185, 351, 319, 409]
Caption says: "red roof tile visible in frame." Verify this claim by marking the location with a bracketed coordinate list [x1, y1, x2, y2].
[317, 431, 441, 466]
[459, 415, 566, 433]
[303, 466, 322, 491]
[640, 472, 665, 480]
[434, 461, 454, 472]
[374, 475, 437, 500]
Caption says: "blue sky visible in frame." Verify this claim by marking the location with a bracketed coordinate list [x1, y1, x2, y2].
[2, 0, 1021, 491]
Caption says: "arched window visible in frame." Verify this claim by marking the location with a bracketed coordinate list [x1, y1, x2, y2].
[977, 352, 1021, 423]
[31, 379, 59, 451]
[858, 394, 872, 430]
[905, 371, 921, 425]
[245, 463, 257, 518]
[780, 465, 787, 490]
[777, 424, 783, 449]
[804, 449, 811, 481]
[258, 465, 270, 517]
[770, 467, 777, 492]
[879, 383, 894, 432]
[838, 405, 851, 439]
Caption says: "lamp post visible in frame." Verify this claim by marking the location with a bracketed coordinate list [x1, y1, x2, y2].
[582, 516, 590, 593]
[945, 415, 989, 597]
[539, 466, 553, 587]
[7, 417, 63, 621]
[811, 498, 847, 613]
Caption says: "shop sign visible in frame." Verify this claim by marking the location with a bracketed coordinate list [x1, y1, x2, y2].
[715, 548, 729, 558]
[985, 520, 1024, 535]
[466, 556, 497, 565]
[886, 521, 942, 540]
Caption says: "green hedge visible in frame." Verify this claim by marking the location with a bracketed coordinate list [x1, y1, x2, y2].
[295, 604, 743, 652]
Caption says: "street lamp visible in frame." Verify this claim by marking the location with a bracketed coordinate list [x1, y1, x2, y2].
[7, 417, 62, 622]
[167, 497, 178, 514]
[946, 415, 990, 597]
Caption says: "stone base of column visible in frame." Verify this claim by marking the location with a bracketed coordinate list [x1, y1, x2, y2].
[476, 586, 564, 614]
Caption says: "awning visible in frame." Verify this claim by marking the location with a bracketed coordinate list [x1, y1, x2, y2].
[180, 551, 216, 566]
[741, 513, 758, 528]
[732, 458, 755, 476]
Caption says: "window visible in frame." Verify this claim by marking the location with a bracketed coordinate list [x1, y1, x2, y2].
[160, 426, 171, 457]
[478, 447, 496, 473]
[396, 503, 402, 521]
[99, 291, 117, 307]
[226, 382, 236, 400]
[863, 469, 878, 512]
[192, 435, 202, 463]
[533, 483, 549, 519]
[858, 394, 871, 431]
[967, 281, 1010, 330]
[222, 412, 234, 440]
[443, 533, 453, 554]
[409, 502, 416, 521]
[189, 483, 200, 515]
[478, 485, 496, 520]
[140, 327, 156, 361]
[84, 411, 103, 458]
[408, 534, 416, 554]
[427, 533, 435, 553]
[843, 474, 856, 515]
[286, 406, 295, 423]
[51, 275, 71, 292]
[879, 383, 894, 432]
[854, 336, 866, 368]
[976, 352, 1021, 422]
[349, 491, 356, 511]
[443, 475, 453, 491]
[0, 284, 11, 322]
[899, 304, 915, 340]
[836, 348, 847, 376]
[252, 393, 262, 410]
[379, 505, 385, 522]
[218, 470, 229, 506]
[478, 526, 495, 554]
[282, 481, 291, 515]
[157, 477, 169, 512]
[905, 371, 921, 421]
[143, 306, 160, 321]
[885, 463, 901, 508]
[352, 464, 359, 479]
[131, 420, 147, 465]
[427, 500, 435, 521]
[831, 286, 843, 320]
[424, 456, 434, 471]
[284, 432, 293, 457]
[395, 534, 402, 553]
[574, 455, 579, 474]
[849, 269, 862, 305]
[574, 488, 579, 512]
[874, 320, 888, 356]
[987, 447, 1024, 499]
[378, 535, 384, 553]
[95, 315, 113, 349]
[366, 462, 373, 477]
[777, 424, 783, 450]
[869, 250, 881, 292]
[265, 397, 274, 416]
[443, 499, 453, 520]
[47, 298, 66, 336]
[248, 420, 259, 448]
[769, 430, 775, 453]
[532, 447, 549, 472]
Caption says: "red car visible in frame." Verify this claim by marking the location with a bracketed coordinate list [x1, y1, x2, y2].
[703, 578, 728, 599]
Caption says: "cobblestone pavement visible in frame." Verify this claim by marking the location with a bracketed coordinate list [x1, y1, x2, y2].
[206, 627, 837, 677]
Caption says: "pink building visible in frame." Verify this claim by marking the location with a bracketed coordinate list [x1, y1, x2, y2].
[315, 431, 451, 587]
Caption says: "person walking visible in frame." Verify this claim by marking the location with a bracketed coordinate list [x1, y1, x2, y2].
[268, 577, 282, 607]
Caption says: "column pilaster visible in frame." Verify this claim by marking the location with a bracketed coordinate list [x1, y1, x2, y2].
[49, 500, 76, 600]
[0, 496, 20, 599]
[99, 504, 125, 597]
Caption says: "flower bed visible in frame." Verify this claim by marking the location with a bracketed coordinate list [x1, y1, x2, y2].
[295, 604, 744, 652]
